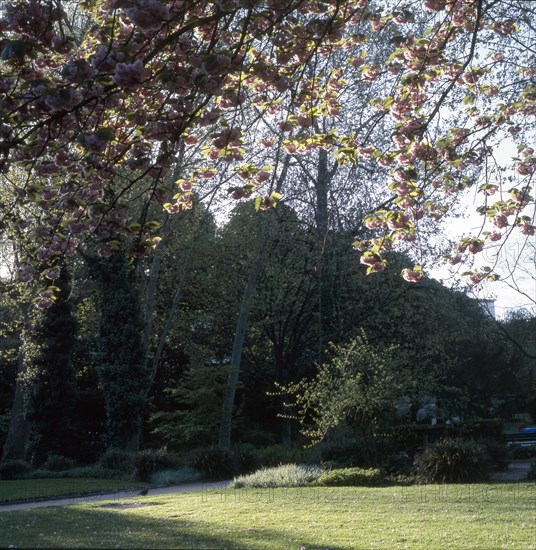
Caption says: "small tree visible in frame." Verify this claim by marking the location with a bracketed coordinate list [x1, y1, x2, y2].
[283, 332, 405, 465]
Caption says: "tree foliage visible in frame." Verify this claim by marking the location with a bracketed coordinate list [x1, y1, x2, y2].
[0, 0, 534, 299]
[18, 266, 78, 463]
[91, 249, 150, 451]
[283, 332, 404, 445]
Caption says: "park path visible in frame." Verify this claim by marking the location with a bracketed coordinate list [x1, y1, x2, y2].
[0, 461, 532, 513]
[489, 460, 532, 482]
[0, 481, 230, 513]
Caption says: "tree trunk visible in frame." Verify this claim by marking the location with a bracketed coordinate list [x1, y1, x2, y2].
[218, 157, 289, 450]
[218, 253, 265, 450]
[315, 148, 335, 358]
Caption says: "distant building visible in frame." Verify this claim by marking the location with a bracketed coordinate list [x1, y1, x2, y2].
[478, 298, 496, 318]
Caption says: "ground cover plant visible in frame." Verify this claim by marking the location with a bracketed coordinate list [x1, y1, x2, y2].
[0, 478, 148, 504]
[0, 483, 535, 549]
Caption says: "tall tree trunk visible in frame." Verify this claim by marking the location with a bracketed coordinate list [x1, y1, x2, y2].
[218, 157, 289, 450]
[218, 252, 265, 450]
[315, 148, 337, 358]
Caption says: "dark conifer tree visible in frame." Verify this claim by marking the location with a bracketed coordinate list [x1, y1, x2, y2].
[20, 266, 78, 464]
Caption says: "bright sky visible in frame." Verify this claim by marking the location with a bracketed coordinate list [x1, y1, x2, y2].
[429, 139, 536, 319]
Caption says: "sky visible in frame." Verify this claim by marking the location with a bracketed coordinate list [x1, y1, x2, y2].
[428, 139, 536, 319]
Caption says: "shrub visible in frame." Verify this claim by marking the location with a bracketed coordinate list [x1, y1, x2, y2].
[149, 467, 202, 485]
[315, 467, 383, 487]
[190, 446, 236, 481]
[133, 448, 179, 482]
[382, 452, 414, 475]
[97, 448, 136, 473]
[0, 459, 32, 480]
[389, 425, 422, 456]
[508, 444, 536, 460]
[259, 444, 310, 467]
[453, 419, 504, 442]
[42, 454, 76, 472]
[230, 464, 323, 489]
[415, 439, 491, 483]
[190, 444, 260, 481]
[528, 459, 536, 481]
[481, 439, 509, 471]
[22, 466, 127, 480]
[310, 438, 364, 468]
[230, 443, 261, 474]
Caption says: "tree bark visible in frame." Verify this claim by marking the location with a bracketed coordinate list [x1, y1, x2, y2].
[218, 251, 265, 450]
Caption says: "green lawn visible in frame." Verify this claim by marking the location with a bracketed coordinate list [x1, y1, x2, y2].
[0, 478, 148, 503]
[1, 483, 535, 549]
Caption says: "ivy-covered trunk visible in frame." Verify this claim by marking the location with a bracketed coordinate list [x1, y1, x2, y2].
[19, 267, 78, 465]
[92, 250, 150, 452]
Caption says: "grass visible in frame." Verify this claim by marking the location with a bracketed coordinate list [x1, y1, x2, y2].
[0, 478, 148, 503]
[1, 483, 535, 549]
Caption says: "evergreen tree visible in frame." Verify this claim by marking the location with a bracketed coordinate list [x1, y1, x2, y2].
[19, 266, 78, 464]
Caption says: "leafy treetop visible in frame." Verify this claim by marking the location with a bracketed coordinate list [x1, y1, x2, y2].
[0, 0, 534, 304]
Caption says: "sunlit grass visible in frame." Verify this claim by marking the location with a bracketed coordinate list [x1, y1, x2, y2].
[1, 483, 535, 549]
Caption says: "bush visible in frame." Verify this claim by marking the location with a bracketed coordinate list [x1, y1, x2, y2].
[481, 439, 508, 471]
[315, 467, 383, 487]
[191, 446, 235, 481]
[415, 439, 491, 483]
[382, 452, 414, 475]
[22, 466, 127, 480]
[389, 425, 422, 456]
[259, 444, 310, 467]
[528, 459, 536, 481]
[453, 419, 504, 442]
[42, 454, 76, 472]
[310, 438, 364, 468]
[133, 448, 179, 482]
[149, 467, 202, 485]
[230, 443, 261, 474]
[0, 459, 32, 480]
[231, 464, 323, 489]
[190, 444, 260, 481]
[508, 444, 536, 460]
[97, 448, 136, 473]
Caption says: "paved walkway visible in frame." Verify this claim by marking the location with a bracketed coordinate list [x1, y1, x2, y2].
[0, 481, 230, 513]
[1, 462, 532, 513]
[489, 460, 532, 482]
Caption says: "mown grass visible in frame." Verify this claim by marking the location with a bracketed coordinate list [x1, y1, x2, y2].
[0, 478, 148, 503]
[1, 483, 535, 549]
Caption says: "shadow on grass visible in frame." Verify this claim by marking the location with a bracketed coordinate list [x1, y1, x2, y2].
[0, 499, 349, 549]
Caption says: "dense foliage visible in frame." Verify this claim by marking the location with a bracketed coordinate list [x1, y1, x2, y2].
[0, 0, 534, 474]
[0, 0, 534, 296]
